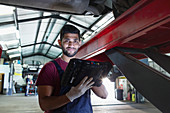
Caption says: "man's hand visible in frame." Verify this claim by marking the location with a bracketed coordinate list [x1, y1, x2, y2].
[66, 76, 94, 102]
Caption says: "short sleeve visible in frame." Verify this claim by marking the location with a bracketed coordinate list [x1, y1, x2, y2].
[35, 62, 60, 87]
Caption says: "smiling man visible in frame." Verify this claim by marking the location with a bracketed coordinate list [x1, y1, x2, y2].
[36, 24, 108, 113]
[60, 33, 79, 57]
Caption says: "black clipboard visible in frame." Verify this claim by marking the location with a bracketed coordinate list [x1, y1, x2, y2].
[61, 58, 112, 87]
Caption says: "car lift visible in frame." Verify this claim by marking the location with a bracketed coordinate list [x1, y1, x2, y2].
[106, 47, 170, 113]
[77, 0, 170, 112]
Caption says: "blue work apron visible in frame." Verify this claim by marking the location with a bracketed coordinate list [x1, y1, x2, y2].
[51, 60, 93, 113]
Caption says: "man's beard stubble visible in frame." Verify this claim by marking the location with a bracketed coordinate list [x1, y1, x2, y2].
[61, 46, 78, 57]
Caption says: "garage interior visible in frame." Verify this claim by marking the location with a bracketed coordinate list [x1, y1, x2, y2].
[0, 0, 170, 113]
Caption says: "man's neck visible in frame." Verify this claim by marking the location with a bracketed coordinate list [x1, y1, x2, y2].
[61, 55, 75, 63]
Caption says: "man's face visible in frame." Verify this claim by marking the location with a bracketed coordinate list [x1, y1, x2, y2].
[59, 33, 81, 57]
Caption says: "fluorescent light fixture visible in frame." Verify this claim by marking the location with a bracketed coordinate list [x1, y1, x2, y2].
[9, 53, 21, 58]
[43, 12, 51, 16]
[0, 26, 20, 39]
[7, 48, 20, 53]
[5, 40, 19, 46]
[0, 26, 16, 35]
[29, 67, 37, 71]
[0, 5, 15, 16]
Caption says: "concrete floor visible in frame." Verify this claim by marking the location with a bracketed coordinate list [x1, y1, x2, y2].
[0, 93, 161, 113]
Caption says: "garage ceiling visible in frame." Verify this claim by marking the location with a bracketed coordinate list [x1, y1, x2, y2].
[0, 5, 114, 64]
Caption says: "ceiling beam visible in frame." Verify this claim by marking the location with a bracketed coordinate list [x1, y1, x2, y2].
[22, 52, 54, 59]
[52, 15, 94, 32]
[13, 8, 23, 62]
[0, 15, 52, 26]
[38, 18, 52, 51]
[8, 42, 61, 51]
[39, 18, 57, 52]
[55, 52, 62, 59]
[23, 42, 61, 48]
[13, 8, 19, 30]
[0, 14, 93, 32]
[33, 12, 43, 53]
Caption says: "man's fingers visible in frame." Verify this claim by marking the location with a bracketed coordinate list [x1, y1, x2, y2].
[87, 81, 95, 88]
[84, 77, 93, 86]
[77, 76, 88, 87]
[77, 76, 94, 87]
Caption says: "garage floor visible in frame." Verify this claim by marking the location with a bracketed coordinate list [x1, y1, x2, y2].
[0, 94, 161, 113]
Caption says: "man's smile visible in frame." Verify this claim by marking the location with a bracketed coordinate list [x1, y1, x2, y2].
[66, 47, 76, 51]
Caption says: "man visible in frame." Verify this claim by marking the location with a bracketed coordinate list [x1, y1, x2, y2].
[36, 24, 108, 113]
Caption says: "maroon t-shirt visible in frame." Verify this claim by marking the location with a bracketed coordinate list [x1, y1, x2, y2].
[36, 58, 68, 95]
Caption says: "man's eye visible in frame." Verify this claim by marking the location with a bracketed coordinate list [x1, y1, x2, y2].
[64, 40, 69, 43]
[74, 40, 79, 43]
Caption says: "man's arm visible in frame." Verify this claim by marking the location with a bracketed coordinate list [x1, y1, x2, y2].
[37, 76, 94, 111]
[92, 84, 108, 99]
[37, 85, 70, 111]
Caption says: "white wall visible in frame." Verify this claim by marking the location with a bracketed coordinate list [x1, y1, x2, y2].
[0, 65, 10, 89]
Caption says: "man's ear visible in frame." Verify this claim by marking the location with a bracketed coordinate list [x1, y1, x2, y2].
[58, 40, 62, 47]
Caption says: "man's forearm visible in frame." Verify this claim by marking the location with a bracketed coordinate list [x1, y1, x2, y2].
[39, 94, 70, 111]
[38, 77, 94, 111]
[92, 84, 108, 99]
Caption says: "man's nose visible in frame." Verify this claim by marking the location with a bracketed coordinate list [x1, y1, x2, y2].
[68, 41, 74, 46]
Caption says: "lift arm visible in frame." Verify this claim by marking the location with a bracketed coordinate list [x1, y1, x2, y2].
[106, 48, 170, 113]
[77, 0, 170, 112]
[77, 0, 170, 59]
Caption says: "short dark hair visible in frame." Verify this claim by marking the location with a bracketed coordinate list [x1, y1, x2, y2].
[60, 24, 81, 41]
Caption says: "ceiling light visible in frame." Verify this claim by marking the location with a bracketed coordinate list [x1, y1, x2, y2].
[0, 26, 16, 35]
[6, 48, 20, 54]
[43, 12, 51, 16]
[5, 40, 19, 46]
[9, 53, 21, 58]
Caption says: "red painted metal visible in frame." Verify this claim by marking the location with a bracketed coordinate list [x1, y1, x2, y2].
[77, 0, 170, 60]
[86, 52, 113, 63]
